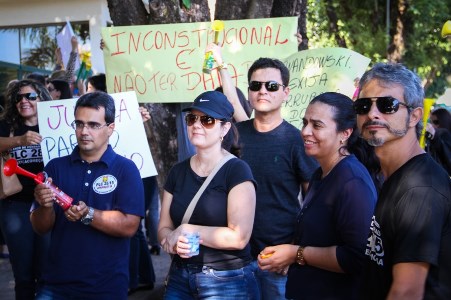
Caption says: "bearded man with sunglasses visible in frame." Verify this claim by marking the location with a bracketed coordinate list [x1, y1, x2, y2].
[31, 92, 145, 299]
[356, 63, 451, 300]
[229, 58, 318, 299]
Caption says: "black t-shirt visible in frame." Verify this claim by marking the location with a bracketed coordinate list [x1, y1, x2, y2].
[0, 121, 43, 202]
[236, 120, 318, 258]
[164, 156, 256, 270]
[362, 154, 451, 299]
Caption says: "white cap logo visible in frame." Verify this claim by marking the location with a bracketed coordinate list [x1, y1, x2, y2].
[199, 98, 210, 102]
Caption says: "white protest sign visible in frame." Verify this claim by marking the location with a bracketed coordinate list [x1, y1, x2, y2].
[282, 47, 371, 128]
[37, 91, 157, 178]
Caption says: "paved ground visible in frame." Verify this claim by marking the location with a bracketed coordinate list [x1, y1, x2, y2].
[0, 250, 171, 300]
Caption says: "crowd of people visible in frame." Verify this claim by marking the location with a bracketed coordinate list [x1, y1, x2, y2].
[0, 34, 450, 300]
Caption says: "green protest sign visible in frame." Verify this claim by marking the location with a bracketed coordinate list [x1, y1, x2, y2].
[282, 47, 371, 128]
[101, 17, 298, 103]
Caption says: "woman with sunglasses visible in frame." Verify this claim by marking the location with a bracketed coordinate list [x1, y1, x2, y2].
[425, 108, 451, 175]
[258, 92, 378, 300]
[0, 79, 52, 299]
[158, 91, 259, 299]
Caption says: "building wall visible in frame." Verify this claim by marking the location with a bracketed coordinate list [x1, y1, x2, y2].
[0, 0, 111, 73]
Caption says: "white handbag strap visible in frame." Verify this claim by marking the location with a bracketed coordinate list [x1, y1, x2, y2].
[181, 154, 235, 224]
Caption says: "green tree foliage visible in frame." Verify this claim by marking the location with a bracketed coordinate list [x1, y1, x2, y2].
[307, 0, 450, 98]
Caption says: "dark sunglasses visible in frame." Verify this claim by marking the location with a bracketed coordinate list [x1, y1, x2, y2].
[16, 92, 39, 103]
[354, 96, 412, 115]
[431, 120, 439, 125]
[185, 114, 219, 129]
[249, 81, 285, 92]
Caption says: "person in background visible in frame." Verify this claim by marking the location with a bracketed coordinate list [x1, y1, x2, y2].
[158, 91, 259, 299]
[50, 36, 79, 84]
[31, 91, 145, 299]
[352, 77, 360, 101]
[357, 62, 451, 299]
[0, 231, 8, 259]
[0, 79, 52, 300]
[258, 92, 377, 299]
[215, 85, 253, 121]
[78, 73, 107, 95]
[47, 79, 73, 100]
[218, 54, 318, 299]
[145, 175, 161, 255]
[425, 107, 451, 175]
[25, 73, 47, 86]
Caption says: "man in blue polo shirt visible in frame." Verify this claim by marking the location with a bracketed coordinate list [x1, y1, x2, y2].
[31, 91, 145, 299]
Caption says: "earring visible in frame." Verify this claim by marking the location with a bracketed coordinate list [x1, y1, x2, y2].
[220, 136, 224, 142]
[340, 140, 344, 144]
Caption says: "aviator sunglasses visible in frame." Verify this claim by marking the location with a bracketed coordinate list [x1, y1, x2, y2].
[249, 81, 285, 92]
[354, 96, 412, 115]
[15, 92, 39, 103]
[185, 113, 221, 129]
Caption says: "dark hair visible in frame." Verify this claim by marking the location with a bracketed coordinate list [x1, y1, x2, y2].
[431, 108, 451, 131]
[26, 73, 47, 86]
[215, 86, 253, 119]
[309, 92, 382, 188]
[49, 79, 72, 100]
[359, 62, 424, 138]
[247, 58, 290, 87]
[221, 122, 241, 157]
[87, 73, 107, 92]
[74, 91, 115, 124]
[0, 79, 52, 129]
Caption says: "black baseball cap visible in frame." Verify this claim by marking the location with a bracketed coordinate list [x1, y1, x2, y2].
[182, 91, 234, 121]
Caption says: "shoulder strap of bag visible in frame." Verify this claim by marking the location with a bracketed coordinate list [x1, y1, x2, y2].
[181, 153, 235, 224]
[2, 129, 14, 158]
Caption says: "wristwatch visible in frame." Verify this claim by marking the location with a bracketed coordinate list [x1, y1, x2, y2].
[81, 207, 94, 225]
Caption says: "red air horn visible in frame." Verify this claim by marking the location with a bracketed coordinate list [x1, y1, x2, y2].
[3, 158, 73, 210]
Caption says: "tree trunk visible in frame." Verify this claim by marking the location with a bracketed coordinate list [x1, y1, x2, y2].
[324, 0, 347, 48]
[387, 0, 407, 62]
[106, 0, 149, 25]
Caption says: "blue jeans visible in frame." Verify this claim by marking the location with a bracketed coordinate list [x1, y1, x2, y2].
[0, 200, 50, 300]
[250, 260, 287, 300]
[164, 261, 260, 299]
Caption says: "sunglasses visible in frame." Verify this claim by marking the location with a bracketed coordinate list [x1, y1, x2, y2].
[249, 81, 285, 92]
[354, 97, 412, 115]
[185, 114, 219, 129]
[16, 92, 39, 103]
[431, 120, 439, 125]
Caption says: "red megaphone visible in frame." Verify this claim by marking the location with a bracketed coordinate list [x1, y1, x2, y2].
[3, 158, 44, 184]
[3, 158, 73, 210]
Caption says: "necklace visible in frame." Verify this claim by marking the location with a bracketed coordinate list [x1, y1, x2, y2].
[195, 155, 213, 177]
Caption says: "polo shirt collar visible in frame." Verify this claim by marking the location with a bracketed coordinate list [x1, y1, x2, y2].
[70, 144, 115, 167]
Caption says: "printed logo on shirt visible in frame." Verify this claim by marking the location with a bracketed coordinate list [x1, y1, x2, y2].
[93, 175, 118, 194]
[365, 215, 384, 266]
[10, 145, 43, 164]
